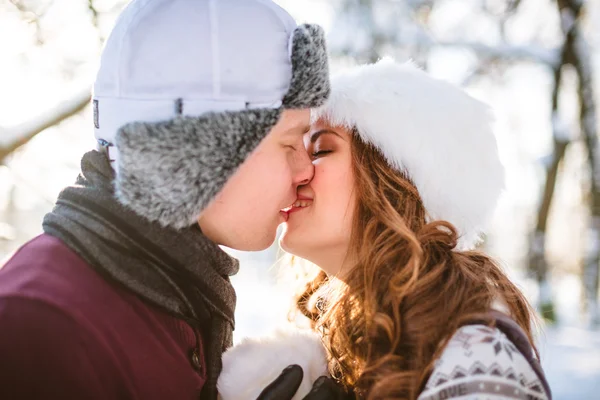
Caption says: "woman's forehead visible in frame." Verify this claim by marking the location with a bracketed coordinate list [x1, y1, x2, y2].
[308, 119, 351, 138]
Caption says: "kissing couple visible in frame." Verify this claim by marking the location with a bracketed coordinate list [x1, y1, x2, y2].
[0, 0, 551, 399]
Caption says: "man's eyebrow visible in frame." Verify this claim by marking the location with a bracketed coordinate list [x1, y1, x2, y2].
[285, 124, 311, 136]
[310, 129, 343, 143]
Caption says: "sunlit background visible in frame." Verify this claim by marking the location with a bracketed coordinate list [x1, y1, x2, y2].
[1, 0, 600, 398]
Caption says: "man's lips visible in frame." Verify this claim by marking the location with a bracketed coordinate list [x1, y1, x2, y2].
[279, 210, 289, 222]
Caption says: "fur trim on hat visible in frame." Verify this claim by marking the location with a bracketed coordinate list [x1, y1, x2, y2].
[116, 108, 281, 229]
[115, 24, 329, 228]
[217, 329, 328, 400]
[312, 58, 505, 250]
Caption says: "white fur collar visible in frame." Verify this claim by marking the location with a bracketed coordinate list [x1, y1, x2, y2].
[217, 329, 329, 399]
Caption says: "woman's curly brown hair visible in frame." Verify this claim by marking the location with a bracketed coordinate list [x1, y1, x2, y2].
[293, 132, 538, 399]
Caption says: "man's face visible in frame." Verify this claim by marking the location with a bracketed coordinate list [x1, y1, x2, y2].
[198, 109, 314, 251]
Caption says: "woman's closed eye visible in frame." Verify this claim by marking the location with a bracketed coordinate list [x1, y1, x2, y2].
[311, 149, 332, 158]
[306, 130, 341, 159]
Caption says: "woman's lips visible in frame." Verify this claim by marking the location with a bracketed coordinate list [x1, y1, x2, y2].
[281, 198, 313, 219]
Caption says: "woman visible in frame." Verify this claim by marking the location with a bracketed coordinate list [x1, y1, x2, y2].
[277, 58, 551, 400]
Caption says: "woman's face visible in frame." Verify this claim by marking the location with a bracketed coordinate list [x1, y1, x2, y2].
[280, 120, 356, 276]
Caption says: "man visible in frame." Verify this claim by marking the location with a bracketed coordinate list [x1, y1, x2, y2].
[0, 0, 333, 398]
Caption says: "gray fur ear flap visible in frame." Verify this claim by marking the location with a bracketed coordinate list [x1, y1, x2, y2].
[282, 24, 330, 109]
[115, 108, 282, 229]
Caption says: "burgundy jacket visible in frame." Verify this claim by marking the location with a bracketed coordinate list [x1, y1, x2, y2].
[0, 234, 207, 399]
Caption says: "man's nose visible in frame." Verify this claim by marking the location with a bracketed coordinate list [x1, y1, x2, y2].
[293, 151, 315, 186]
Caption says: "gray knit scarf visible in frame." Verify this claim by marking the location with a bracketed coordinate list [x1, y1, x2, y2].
[43, 150, 238, 400]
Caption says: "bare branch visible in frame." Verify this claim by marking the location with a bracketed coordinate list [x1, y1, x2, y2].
[407, 34, 561, 67]
[507, 0, 523, 14]
[0, 89, 91, 163]
[87, 0, 106, 44]
[9, 0, 53, 45]
[330, 0, 560, 68]
[88, 0, 99, 27]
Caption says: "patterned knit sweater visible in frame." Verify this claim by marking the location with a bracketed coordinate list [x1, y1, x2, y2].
[418, 325, 550, 400]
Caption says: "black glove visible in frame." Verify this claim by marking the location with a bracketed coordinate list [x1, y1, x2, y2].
[256, 365, 352, 400]
[302, 375, 351, 400]
[256, 365, 304, 400]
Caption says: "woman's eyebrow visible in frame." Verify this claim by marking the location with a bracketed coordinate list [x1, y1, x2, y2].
[310, 129, 343, 143]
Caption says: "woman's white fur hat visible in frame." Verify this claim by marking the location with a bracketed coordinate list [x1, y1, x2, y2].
[312, 58, 505, 250]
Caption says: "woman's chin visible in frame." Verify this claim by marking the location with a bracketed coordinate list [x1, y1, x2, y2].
[279, 226, 308, 256]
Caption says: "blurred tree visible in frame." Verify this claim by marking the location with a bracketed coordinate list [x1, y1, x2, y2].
[556, 0, 600, 326]
[0, 0, 126, 255]
[0, 0, 124, 163]
[530, 0, 598, 326]
[0, 90, 91, 164]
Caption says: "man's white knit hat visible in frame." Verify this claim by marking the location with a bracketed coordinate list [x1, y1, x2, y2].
[92, 0, 330, 229]
[312, 58, 505, 250]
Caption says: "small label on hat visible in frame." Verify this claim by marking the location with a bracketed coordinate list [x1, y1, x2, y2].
[97, 138, 115, 163]
[175, 98, 183, 116]
[93, 99, 99, 129]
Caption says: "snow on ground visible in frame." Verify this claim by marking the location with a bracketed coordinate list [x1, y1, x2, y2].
[542, 326, 600, 399]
